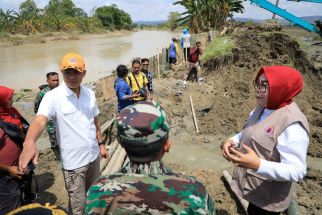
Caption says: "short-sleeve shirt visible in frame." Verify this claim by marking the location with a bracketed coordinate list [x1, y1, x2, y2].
[126, 72, 147, 101]
[114, 78, 134, 112]
[37, 82, 100, 170]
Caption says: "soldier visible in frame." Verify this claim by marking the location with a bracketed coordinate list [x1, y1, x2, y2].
[86, 101, 215, 214]
[34, 72, 59, 158]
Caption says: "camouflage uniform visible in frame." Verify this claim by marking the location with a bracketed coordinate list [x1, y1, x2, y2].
[86, 101, 216, 214]
[34, 85, 58, 150]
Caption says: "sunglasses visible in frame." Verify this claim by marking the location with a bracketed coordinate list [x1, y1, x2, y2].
[142, 64, 149, 66]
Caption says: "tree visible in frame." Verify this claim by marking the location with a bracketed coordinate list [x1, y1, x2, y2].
[95, 4, 132, 30]
[174, 0, 244, 32]
[167, 12, 181, 31]
[0, 9, 18, 33]
[19, 0, 39, 21]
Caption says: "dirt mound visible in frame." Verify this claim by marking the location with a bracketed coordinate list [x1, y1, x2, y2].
[200, 31, 322, 157]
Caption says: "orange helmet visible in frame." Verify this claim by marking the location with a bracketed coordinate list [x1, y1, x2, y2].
[60, 52, 85, 73]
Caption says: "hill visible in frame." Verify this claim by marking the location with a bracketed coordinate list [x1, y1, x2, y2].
[134, 20, 166, 26]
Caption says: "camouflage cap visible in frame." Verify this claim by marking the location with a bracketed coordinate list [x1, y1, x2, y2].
[116, 101, 169, 160]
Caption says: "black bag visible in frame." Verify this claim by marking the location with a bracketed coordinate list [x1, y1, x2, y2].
[20, 167, 38, 205]
[0, 120, 25, 147]
[138, 87, 147, 97]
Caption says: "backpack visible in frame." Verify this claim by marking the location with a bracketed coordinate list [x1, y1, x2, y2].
[0, 118, 29, 147]
[169, 43, 176, 58]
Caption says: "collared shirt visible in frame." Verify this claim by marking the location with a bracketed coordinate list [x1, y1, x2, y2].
[34, 85, 56, 138]
[142, 70, 153, 92]
[120, 161, 173, 174]
[231, 108, 309, 182]
[126, 72, 148, 101]
[37, 82, 100, 170]
[114, 78, 134, 112]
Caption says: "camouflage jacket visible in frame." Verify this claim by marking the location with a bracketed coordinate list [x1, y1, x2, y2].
[34, 85, 55, 134]
[86, 161, 215, 215]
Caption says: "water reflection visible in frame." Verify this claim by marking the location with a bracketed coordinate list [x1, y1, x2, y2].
[0, 31, 174, 89]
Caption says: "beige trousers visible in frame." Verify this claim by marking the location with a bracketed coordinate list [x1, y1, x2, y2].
[62, 156, 100, 215]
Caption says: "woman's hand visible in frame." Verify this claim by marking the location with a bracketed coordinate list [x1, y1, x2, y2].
[222, 138, 236, 161]
[227, 144, 261, 170]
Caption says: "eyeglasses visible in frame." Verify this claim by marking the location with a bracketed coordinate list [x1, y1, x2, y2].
[253, 81, 269, 93]
[142, 64, 149, 66]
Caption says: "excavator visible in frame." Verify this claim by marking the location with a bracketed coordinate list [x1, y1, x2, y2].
[249, 0, 322, 36]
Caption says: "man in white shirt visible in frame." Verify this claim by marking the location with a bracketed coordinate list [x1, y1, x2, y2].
[19, 52, 108, 215]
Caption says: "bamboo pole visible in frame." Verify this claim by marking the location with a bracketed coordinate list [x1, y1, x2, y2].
[223, 170, 249, 214]
[99, 140, 119, 173]
[101, 144, 125, 175]
[101, 144, 122, 175]
[109, 149, 127, 174]
[189, 95, 199, 135]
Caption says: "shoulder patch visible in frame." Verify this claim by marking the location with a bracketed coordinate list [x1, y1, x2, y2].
[264, 126, 274, 136]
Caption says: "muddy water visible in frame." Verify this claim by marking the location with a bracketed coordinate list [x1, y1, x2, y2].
[163, 134, 322, 172]
[0, 31, 174, 89]
[163, 134, 234, 172]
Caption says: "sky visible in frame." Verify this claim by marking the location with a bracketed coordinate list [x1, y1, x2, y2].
[0, 0, 321, 21]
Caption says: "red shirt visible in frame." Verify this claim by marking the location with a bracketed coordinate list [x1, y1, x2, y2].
[0, 128, 22, 166]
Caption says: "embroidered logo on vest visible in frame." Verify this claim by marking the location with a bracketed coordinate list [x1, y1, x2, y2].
[264, 126, 274, 136]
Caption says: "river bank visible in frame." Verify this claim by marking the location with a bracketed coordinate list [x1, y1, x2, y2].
[0, 30, 174, 89]
[12, 23, 322, 214]
[0, 30, 133, 47]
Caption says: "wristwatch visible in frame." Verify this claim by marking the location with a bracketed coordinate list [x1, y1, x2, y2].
[98, 141, 105, 146]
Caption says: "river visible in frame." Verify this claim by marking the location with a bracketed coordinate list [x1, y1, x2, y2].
[0, 30, 175, 89]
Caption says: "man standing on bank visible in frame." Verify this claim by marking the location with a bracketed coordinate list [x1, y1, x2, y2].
[141, 58, 153, 100]
[34, 72, 60, 159]
[19, 52, 108, 215]
[127, 59, 150, 102]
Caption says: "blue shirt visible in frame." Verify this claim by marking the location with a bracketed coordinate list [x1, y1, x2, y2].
[114, 78, 134, 112]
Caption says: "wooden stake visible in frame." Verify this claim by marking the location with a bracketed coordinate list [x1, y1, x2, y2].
[157, 51, 160, 79]
[189, 96, 199, 135]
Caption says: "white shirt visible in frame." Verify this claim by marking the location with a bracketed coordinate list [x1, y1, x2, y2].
[182, 34, 191, 48]
[231, 108, 309, 182]
[37, 82, 100, 170]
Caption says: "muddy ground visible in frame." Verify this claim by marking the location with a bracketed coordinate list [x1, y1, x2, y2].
[14, 23, 322, 214]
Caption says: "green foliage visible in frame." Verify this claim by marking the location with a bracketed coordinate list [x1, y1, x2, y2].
[200, 36, 235, 62]
[174, 0, 244, 33]
[94, 5, 133, 30]
[0, 0, 131, 34]
[167, 12, 181, 31]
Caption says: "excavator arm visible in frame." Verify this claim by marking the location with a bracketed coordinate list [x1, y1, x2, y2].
[287, 0, 322, 3]
[249, 0, 322, 36]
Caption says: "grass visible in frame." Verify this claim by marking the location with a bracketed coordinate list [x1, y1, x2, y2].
[200, 36, 235, 63]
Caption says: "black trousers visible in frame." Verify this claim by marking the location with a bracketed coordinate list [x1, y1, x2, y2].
[247, 203, 281, 215]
